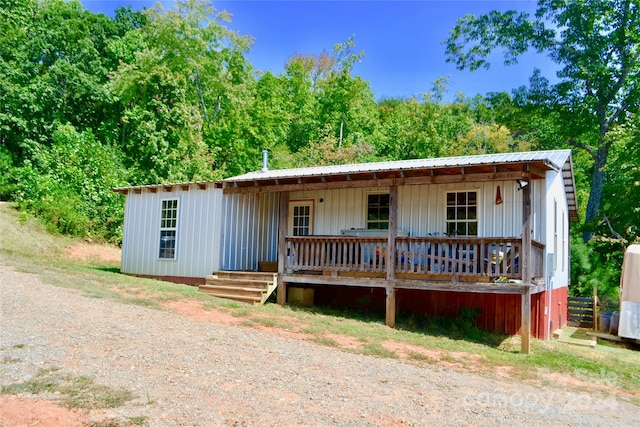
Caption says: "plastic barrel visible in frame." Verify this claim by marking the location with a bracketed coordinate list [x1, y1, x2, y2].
[609, 311, 619, 335]
[599, 311, 612, 332]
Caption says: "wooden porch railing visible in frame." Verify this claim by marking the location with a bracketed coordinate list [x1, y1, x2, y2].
[285, 236, 389, 273]
[285, 236, 545, 279]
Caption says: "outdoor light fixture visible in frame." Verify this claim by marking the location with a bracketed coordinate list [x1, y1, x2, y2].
[516, 179, 529, 190]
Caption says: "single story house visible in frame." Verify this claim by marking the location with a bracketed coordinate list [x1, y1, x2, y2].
[115, 149, 578, 351]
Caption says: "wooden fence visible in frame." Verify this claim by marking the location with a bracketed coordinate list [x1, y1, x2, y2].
[567, 296, 596, 328]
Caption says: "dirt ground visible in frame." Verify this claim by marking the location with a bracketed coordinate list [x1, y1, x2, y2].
[2, 242, 119, 427]
[65, 242, 122, 263]
[1, 243, 638, 426]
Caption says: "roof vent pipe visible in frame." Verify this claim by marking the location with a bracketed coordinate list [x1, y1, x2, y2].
[261, 150, 269, 172]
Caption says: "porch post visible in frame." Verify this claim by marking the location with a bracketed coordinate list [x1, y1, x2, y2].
[385, 185, 398, 328]
[277, 191, 289, 306]
[521, 178, 532, 354]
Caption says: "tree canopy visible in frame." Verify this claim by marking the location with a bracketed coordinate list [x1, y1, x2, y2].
[445, 0, 639, 234]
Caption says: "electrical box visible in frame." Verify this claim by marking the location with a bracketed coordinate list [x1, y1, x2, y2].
[547, 253, 555, 276]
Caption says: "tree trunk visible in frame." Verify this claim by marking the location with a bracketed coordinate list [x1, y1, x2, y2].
[583, 143, 610, 241]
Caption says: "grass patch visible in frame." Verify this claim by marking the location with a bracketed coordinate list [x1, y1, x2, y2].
[310, 336, 340, 348]
[91, 418, 148, 427]
[251, 316, 282, 328]
[61, 375, 133, 410]
[406, 351, 437, 363]
[126, 416, 149, 426]
[1, 368, 61, 395]
[121, 297, 160, 309]
[1, 368, 134, 411]
[231, 308, 251, 318]
[361, 343, 398, 358]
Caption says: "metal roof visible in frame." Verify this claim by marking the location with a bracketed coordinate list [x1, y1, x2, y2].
[112, 150, 578, 223]
[225, 150, 571, 183]
[224, 149, 578, 222]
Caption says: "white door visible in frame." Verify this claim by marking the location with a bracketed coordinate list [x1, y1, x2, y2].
[288, 200, 314, 236]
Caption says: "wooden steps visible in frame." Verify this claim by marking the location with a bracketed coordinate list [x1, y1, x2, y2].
[198, 271, 278, 305]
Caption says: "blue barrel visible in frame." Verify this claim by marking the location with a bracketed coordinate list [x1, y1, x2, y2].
[609, 312, 619, 335]
[599, 311, 611, 332]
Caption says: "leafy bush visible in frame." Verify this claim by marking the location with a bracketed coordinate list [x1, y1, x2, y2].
[13, 124, 125, 242]
[570, 235, 623, 301]
[0, 145, 18, 200]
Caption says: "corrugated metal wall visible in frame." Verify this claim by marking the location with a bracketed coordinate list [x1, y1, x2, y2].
[257, 192, 280, 263]
[121, 184, 223, 278]
[290, 180, 544, 240]
[220, 192, 279, 271]
[544, 169, 570, 290]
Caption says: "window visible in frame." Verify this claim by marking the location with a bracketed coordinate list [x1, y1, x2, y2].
[159, 199, 178, 259]
[290, 201, 313, 236]
[446, 191, 477, 236]
[367, 193, 389, 230]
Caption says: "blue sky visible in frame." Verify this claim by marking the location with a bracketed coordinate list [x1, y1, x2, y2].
[83, 0, 555, 101]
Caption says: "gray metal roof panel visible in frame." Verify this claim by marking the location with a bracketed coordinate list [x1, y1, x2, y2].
[225, 150, 571, 182]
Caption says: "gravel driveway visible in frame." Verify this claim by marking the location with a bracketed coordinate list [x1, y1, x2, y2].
[0, 265, 636, 426]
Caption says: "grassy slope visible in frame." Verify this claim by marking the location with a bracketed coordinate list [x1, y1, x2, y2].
[1, 202, 639, 402]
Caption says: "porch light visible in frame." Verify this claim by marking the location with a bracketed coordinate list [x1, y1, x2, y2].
[516, 179, 529, 190]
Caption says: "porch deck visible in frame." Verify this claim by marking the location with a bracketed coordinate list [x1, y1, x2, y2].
[283, 235, 545, 294]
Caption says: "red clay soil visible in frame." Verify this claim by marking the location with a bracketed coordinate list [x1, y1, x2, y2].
[0, 395, 89, 427]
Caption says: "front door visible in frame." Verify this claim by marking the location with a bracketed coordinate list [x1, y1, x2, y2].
[288, 200, 314, 236]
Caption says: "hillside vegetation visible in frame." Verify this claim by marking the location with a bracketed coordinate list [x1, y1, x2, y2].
[1, 0, 638, 300]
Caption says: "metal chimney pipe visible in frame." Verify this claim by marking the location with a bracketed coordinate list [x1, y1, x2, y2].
[261, 150, 269, 172]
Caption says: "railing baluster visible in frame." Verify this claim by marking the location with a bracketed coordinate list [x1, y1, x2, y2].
[284, 236, 542, 281]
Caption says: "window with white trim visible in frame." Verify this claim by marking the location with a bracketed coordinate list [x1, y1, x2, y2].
[159, 199, 178, 259]
[367, 193, 389, 230]
[445, 190, 477, 236]
[289, 201, 313, 236]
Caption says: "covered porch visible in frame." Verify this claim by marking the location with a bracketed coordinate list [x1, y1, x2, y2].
[271, 181, 540, 352]
[222, 151, 578, 353]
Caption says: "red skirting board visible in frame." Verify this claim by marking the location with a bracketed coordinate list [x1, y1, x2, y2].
[307, 284, 568, 339]
[397, 287, 568, 339]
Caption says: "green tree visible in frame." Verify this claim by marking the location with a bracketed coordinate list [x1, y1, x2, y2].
[293, 129, 374, 167]
[14, 124, 125, 241]
[247, 72, 295, 170]
[281, 55, 321, 152]
[278, 36, 381, 157]
[110, 0, 254, 182]
[377, 91, 483, 161]
[444, 0, 640, 233]
[0, 0, 128, 159]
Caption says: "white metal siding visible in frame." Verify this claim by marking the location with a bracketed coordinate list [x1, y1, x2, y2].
[220, 192, 280, 271]
[290, 188, 372, 234]
[120, 184, 223, 278]
[290, 181, 544, 239]
[544, 169, 570, 290]
[257, 192, 280, 263]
